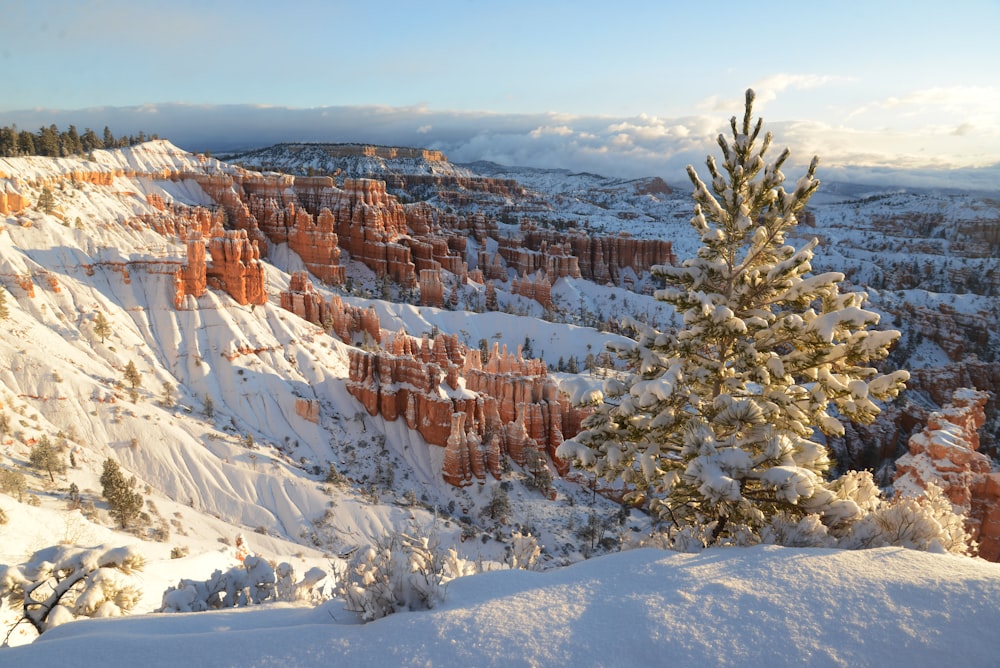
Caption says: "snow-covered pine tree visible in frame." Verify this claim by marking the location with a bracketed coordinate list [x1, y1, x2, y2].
[558, 89, 909, 544]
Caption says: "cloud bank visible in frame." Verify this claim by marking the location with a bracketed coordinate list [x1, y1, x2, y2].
[2, 103, 998, 191]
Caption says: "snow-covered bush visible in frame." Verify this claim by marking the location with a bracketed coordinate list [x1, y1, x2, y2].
[160, 555, 278, 612]
[558, 89, 910, 546]
[503, 531, 542, 570]
[161, 557, 330, 613]
[340, 532, 450, 621]
[838, 483, 973, 553]
[338, 529, 548, 623]
[0, 544, 144, 640]
[274, 562, 331, 604]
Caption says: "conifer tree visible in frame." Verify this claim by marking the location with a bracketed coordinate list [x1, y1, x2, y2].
[64, 125, 83, 156]
[37, 125, 59, 156]
[0, 125, 17, 156]
[29, 436, 66, 483]
[123, 360, 141, 389]
[80, 127, 101, 153]
[160, 381, 175, 408]
[18, 130, 35, 155]
[93, 311, 111, 343]
[482, 484, 512, 522]
[0, 467, 27, 501]
[558, 90, 909, 544]
[100, 458, 143, 529]
[36, 187, 55, 214]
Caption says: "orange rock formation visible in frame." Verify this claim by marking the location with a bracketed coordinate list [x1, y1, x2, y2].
[511, 271, 553, 309]
[345, 337, 587, 487]
[174, 221, 266, 307]
[893, 389, 1000, 560]
[206, 226, 267, 306]
[419, 269, 445, 307]
[279, 272, 381, 345]
[0, 189, 28, 214]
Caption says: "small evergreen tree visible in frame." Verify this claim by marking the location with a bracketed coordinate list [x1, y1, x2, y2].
[80, 127, 101, 153]
[0, 467, 27, 501]
[93, 311, 111, 343]
[160, 381, 175, 408]
[202, 394, 214, 418]
[100, 458, 143, 529]
[481, 484, 512, 522]
[64, 125, 83, 156]
[37, 125, 59, 156]
[123, 360, 141, 390]
[325, 462, 347, 486]
[36, 187, 55, 214]
[18, 130, 35, 155]
[0, 125, 17, 156]
[566, 356, 580, 374]
[29, 436, 65, 483]
[523, 446, 553, 492]
[558, 90, 909, 545]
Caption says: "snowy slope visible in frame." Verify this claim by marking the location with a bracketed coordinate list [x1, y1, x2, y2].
[2, 544, 999, 667]
[0, 142, 646, 645]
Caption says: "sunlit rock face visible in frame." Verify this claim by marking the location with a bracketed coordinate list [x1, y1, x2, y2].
[344, 337, 587, 488]
[205, 227, 267, 306]
[894, 389, 1000, 560]
[279, 272, 380, 345]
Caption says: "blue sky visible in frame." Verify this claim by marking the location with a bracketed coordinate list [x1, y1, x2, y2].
[3, 0, 1000, 187]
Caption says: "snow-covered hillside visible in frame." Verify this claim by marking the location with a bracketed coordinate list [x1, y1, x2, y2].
[0, 141, 652, 645]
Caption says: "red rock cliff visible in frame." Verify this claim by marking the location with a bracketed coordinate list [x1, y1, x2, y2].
[344, 337, 587, 487]
[893, 389, 1000, 560]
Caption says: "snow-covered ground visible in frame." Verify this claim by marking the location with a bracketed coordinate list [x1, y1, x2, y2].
[2, 539, 998, 667]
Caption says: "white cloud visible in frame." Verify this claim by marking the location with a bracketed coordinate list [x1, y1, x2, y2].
[852, 86, 1000, 136]
[701, 74, 851, 115]
[876, 86, 1000, 113]
[529, 125, 575, 138]
[751, 73, 848, 104]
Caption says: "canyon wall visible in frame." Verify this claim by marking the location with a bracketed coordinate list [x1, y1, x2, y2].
[343, 333, 587, 488]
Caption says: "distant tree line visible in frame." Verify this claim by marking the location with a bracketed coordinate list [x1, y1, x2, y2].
[0, 123, 158, 158]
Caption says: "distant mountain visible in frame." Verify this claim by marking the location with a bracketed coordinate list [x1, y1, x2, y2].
[223, 142, 476, 179]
